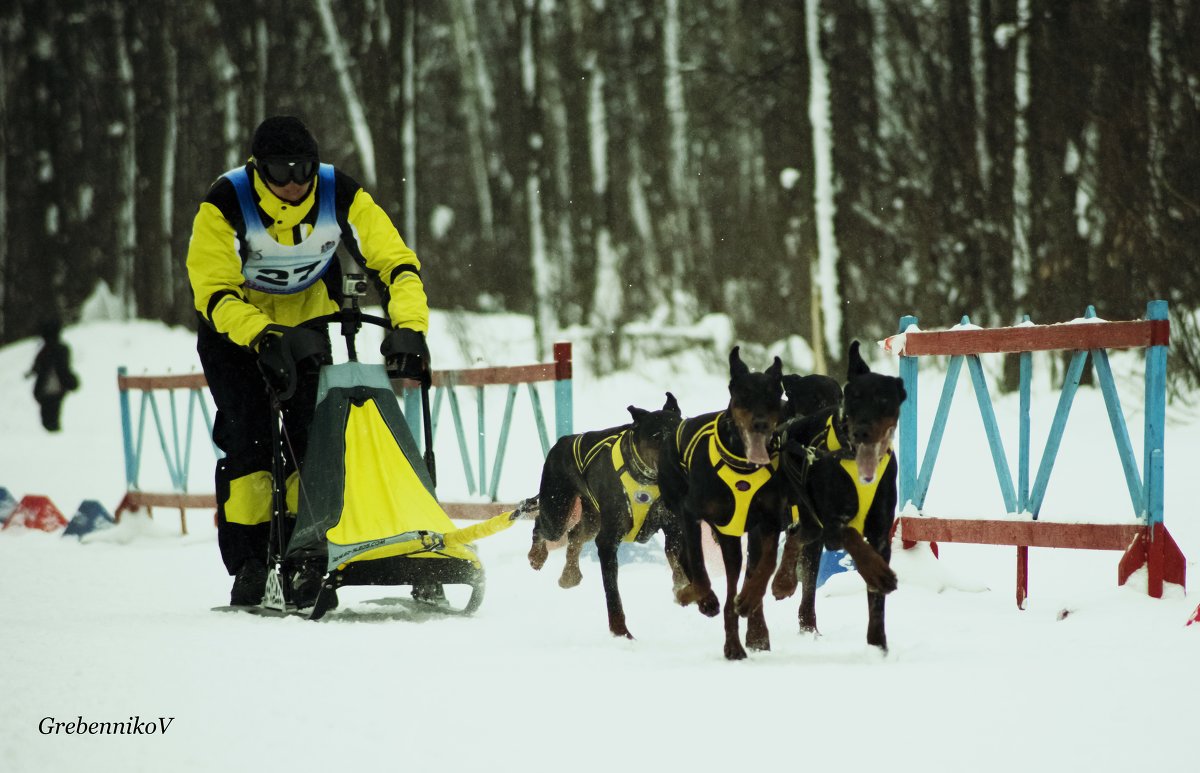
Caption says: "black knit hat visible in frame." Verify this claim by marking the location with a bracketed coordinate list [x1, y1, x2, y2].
[251, 116, 319, 161]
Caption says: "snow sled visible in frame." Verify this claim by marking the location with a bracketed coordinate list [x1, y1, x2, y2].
[237, 291, 522, 621]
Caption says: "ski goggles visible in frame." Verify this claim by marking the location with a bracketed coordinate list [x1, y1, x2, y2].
[257, 157, 319, 186]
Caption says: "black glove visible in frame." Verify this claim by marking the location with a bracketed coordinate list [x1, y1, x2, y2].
[256, 325, 332, 400]
[380, 328, 430, 383]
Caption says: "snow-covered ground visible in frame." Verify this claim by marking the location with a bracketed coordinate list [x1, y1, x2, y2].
[1, 310, 1196, 773]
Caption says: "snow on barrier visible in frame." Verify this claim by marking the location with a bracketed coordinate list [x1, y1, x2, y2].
[64, 500, 116, 539]
[881, 300, 1185, 608]
[114, 344, 574, 531]
[2, 495, 68, 533]
[0, 487, 17, 526]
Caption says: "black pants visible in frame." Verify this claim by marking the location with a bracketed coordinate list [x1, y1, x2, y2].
[37, 397, 63, 431]
[198, 324, 324, 575]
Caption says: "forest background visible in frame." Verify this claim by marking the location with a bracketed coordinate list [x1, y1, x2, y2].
[2, 0, 1198, 386]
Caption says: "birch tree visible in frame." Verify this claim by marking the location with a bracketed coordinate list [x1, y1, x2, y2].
[450, 0, 497, 243]
[113, 1, 138, 319]
[805, 0, 840, 373]
[520, 0, 555, 357]
[661, 0, 698, 324]
[1010, 0, 1032, 310]
[315, 0, 377, 187]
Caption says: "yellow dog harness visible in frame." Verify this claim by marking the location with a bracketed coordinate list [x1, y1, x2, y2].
[572, 430, 660, 542]
[680, 414, 776, 537]
[788, 415, 891, 535]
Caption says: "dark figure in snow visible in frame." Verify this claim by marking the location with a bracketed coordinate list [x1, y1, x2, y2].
[186, 116, 431, 607]
[26, 318, 79, 432]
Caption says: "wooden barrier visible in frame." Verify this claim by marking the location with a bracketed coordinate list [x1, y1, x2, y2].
[881, 301, 1185, 607]
[115, 344, 573, 532]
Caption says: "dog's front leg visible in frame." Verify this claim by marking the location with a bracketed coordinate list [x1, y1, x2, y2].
[662, 524, 689, 594]
[716, 533, 748, 660]
[596, 539, 632, 639]
[771, 529, 803, 600]
[675, 517, 719, 617]
[797, 539, 821, 633]
[841, 526, 897, 595]
[735, 527, 779, 618]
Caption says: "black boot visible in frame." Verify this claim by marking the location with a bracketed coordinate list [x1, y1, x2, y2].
[230, 559, 267, 606]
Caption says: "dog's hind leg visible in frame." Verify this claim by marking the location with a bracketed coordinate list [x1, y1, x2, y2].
[596, 538, 632, 639]
[797, 539, 822, 633]
[717, 533, 748, 660]
[558, 508, 598, 588]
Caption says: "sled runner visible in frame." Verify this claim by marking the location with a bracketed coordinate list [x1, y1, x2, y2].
[218, 282, 522, 620]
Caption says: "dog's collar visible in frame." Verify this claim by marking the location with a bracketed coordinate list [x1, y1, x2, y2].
[714, 412, 767, 473]
[618, 430, 658, 484]
[825, 411, 857, 460]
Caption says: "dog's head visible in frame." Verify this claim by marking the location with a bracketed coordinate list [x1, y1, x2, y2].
[841, 340, 907, 483]
[727, 347, 784, 466]
[781, 373, 842, 420]
[626, 392, 683, 472]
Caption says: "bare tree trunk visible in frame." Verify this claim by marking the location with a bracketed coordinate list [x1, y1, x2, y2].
[450, 0, 496, 243]
[539, 1, 579, 326]
[113, 2, 137, 319]
[315, 0, 377, 186]
[521, 0, 555, 358]
[662, 0, 698, 323]
[969, 0, 992, 197]
[253, 5, 268, 123]
[403, 0, 418, 247]
[617, 8, 666, 314]
[0, 19, 9, 338]
[580, 0, 621, 372]
[159, 19, 180, 320]
[1011, 0, 1032, 309]
[806, 0, 840, 372]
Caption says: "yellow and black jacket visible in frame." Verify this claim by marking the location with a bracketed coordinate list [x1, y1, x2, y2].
[187, 162, 427, 349]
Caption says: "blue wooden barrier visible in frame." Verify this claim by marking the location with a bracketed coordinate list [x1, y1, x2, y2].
[882, 300, 1184, 606]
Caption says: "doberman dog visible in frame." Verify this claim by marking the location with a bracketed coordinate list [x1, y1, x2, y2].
[527, 393, 686, 639]
[773, 341, 904, 651]
[782, 373, 842, 421]
[659, 347, 789, 660]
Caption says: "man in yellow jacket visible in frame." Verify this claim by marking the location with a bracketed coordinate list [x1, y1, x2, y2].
[187, 116, 430, 606]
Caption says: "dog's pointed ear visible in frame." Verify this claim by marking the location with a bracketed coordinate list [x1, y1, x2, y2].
[628, 405, 650, 422]
[847, 340, 871, 380]
[767, 356, 784, 382]
[663, 391, 681, 414]
[729, 346, 749, 380]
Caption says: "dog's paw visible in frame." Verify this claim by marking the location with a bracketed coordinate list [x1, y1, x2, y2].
[528, 541, 548, 571]
[724, 639, 748, 661]
[771, 570, 798, 600]
[733, 592, 762, 618]
[860, 562, 898, 595]
[697, 592, 720, 617]
[558, 566, 583, 588]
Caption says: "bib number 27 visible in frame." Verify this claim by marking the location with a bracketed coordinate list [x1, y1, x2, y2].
[253, 261, 322, 288]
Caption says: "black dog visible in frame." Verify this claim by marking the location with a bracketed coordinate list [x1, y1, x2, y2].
[773, 341, 904, 651]
[528, 393, 685, 639]
[782, 373, 842, 421]
[659, 347, 789, 660]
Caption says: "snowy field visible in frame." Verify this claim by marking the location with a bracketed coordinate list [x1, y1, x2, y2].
[1, 310, 1197, 773]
